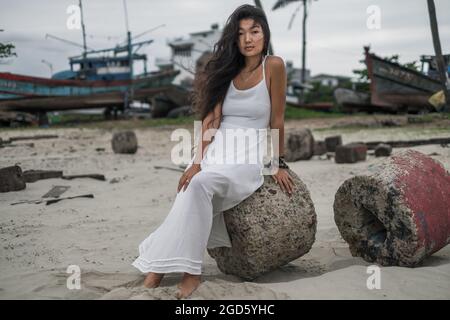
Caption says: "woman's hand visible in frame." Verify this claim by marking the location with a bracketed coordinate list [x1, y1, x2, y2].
[177, 163, 201, 193]
[272, 168, 295, 196]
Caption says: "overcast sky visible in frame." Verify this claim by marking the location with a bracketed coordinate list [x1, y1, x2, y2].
[1, 0, 449, 78]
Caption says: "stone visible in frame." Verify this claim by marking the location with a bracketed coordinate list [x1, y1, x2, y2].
[207, 169, 317, 280]
[112, 131, 138, 154]
[283, 128, 314, 161]
[0, 165, 26, 193]
[375, 143, 392, 157]
[313, 140, 327, 156]
[335, 143, 367, 163]
[325, 135, 342, 152]
[333, 149, 450, 267]
[167, 105, 194, 118]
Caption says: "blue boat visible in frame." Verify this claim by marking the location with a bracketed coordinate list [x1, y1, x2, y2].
[0, 0, 180, 116]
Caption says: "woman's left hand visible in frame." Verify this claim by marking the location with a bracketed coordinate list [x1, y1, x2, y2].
[272, 168, 295, 196]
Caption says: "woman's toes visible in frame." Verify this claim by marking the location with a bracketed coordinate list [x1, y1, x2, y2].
[175, 280, 201, 299]
[143, 273, 164, 288]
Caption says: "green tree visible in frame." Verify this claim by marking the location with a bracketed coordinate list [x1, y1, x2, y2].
[0, 43, 17, 58]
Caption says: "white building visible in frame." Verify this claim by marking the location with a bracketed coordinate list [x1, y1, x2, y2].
[309, 73, 351, 87]
[161, 23, 223, 86]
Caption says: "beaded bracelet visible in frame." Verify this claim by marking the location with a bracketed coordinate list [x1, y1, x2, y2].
[273, 156, 289, 169]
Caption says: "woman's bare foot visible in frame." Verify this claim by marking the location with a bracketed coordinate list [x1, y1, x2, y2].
[143, 272, 164, 288]
[175, 273, 201, 299]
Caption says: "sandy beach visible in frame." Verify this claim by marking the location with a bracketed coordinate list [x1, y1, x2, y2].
[1, 114, 449, 300]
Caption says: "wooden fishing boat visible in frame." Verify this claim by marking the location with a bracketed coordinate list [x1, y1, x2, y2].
[0, 69, 179, 112]
[364, 46, 448, 113]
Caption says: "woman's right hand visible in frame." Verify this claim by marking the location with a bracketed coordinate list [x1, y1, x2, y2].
[177, 163, 201, 193]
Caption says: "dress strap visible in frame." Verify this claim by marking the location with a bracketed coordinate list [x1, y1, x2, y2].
[262, 55, 267, 81]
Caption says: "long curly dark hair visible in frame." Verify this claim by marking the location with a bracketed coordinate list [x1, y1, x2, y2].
[191, 4, 271, 129]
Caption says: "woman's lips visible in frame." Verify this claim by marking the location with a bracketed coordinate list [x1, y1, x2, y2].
[245, 46, 254, 51]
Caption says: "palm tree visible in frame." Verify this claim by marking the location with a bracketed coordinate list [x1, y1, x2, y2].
[272, 0, 317, 102]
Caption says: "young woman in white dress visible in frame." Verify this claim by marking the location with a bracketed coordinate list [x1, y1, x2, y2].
[132, 4, 295, 299]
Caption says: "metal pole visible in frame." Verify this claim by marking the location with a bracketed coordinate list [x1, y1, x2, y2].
[123, 0, 133, 111]
[78, 0, 88, 58]
[41, 59, 53, 77]
[426, 0, 450, 112]
[301, 0, 307, 96]
[123, 0, 130, 34]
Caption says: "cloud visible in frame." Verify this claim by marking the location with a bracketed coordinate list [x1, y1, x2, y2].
[1, 0, 449, 78]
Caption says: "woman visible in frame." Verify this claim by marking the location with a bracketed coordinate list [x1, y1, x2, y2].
[132, 4, 295, 299]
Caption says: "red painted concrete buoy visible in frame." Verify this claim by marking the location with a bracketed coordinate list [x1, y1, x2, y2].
[334, 149, 450, 266]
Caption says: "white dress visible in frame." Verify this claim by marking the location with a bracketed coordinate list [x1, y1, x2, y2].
[132, 55, 272, 275]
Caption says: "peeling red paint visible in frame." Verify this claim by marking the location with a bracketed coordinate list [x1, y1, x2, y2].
[392, 150, 450, 255]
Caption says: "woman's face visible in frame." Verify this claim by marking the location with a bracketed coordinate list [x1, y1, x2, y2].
[237, 18, 264, 58]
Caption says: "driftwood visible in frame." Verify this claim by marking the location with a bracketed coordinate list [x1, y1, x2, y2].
[23, 170, 63, 183]
[153, 165, 184, 173]
[364, 137, 450, 149]
[1, 143, 35, 148]
[11, 193, 94, 206]
[62, 174, 106, 181]
[8, 134, 58, 142]
[45, 194, 94, 205]
[1, 134, 58, 146]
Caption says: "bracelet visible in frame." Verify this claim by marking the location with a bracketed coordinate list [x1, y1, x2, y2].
[273, 156, 289, 169]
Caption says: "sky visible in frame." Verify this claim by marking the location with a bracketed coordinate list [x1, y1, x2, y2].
[1, 0, 449, 79]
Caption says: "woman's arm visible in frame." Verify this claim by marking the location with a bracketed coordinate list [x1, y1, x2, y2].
[268, 56, 295, 196]
[269, 56, 287, 158]
[192, 102, 222, 165]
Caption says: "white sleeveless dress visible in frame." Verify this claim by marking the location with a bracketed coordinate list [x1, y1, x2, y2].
[132, 55, 272, 275]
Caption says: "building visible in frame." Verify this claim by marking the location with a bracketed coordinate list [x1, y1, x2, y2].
[309, 73, 351, 87]
[162, 23, 223, 86]
[286, 60, 311, 85]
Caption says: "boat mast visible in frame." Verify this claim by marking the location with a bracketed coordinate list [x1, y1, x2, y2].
[123, 0, 133, 110]
[79, 0, 88, 59]
[426, 0, 450, 112]
[123, 0, 133, 79]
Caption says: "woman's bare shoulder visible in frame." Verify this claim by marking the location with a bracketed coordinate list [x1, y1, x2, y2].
[266, 55, 286, 70]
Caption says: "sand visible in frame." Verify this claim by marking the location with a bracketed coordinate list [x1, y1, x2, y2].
[1, 114, 449, 299]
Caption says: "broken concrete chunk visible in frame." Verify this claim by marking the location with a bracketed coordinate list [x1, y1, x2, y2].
[112, 131, 138, 154]
[0, 165, 26, 193]
[325, 135, 342, 152]
[335, 143, 367, 163]
[284, 128, 314, 161]
[375, 143, 392, 157]
[313, 140, 327, 156]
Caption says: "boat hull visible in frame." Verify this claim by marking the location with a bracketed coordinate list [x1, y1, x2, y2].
[0, 69, 179, 112]
[365, 47, 442, 112]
